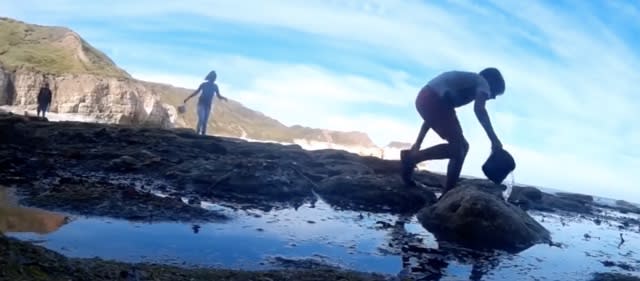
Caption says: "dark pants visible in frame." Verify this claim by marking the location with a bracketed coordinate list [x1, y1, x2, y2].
[37, 103, 49, 118]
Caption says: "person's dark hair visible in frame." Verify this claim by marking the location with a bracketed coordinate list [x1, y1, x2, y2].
[479, 67, 505, 96]
[205, 70, 217, 82]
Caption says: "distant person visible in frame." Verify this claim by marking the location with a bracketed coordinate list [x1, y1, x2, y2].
[183, 70, 228, 135]
[401, 68, 506, 193]
[37, 82, 52, 118]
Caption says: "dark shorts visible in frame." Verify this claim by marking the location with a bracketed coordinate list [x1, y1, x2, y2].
[415, 86, 464, 142]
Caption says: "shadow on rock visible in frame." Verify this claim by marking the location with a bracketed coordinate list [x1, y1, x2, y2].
[418, 184, 551, 253]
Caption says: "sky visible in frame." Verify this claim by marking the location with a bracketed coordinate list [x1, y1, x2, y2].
[4, 0, 640, 202]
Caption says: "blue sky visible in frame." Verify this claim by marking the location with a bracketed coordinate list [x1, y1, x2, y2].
[4, 0, 640, 201]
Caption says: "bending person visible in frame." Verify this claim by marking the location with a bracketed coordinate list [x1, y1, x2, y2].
[401, 68, 505, 193]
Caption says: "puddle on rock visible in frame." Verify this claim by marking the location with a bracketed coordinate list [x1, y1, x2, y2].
[3, 186, 640, 280]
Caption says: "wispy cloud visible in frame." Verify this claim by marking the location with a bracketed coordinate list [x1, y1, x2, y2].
[4, 0, 640, 201]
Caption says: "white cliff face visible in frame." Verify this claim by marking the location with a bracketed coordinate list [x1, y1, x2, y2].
[0, 68, 172, 128]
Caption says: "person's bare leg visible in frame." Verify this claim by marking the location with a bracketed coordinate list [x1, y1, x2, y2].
[402, 143, 451, 186]
[402, 122, 432, 186]
[443, 138, 469, 192]
[412, 143, 450, 162]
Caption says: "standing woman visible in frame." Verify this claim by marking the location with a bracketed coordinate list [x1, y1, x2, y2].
[184, 70, 228, 135]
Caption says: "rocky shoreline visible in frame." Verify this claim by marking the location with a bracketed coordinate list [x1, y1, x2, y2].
[1, 112, 639, 280]
[3, 112, 637, 219]
[0, 234, 388, 281]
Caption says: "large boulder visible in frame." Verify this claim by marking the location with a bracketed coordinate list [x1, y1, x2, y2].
[418, 185, 550, 253]
[316, 174, 437, 213]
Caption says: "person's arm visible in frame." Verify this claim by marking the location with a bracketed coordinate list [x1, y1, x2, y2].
[411, 121, 430, 151]
[47, 89, 52, 106]
[215, 84, 228, 101]
[184, 84, 203, 103]
[474, 91, 502, 150]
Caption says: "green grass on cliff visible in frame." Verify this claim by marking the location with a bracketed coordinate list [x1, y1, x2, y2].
[0, 17, 129, 78]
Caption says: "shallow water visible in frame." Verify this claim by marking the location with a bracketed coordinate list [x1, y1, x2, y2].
[3, 191, 640, 280]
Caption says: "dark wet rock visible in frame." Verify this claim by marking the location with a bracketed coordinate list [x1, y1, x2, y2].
[266, 256, 343, 270]
[600, 260, 637, 271]
[0, 113, 604, 219]
[0, 235, 386, 281]
[359, 156, 402, 174]
[107, 155, 139, 171]
[169, 158, 314, 206]
[615, 200, 640, 214]
[591, 273, 640, 281]
[316, 174, 437, 213]
[418, 185, 551, 253]
[18, 178, 227, 222]
[540, 193, 592, 214]
[509, 185, 543, 207]
[556, 192, 594, 204]
[458, 178, 506, 197]
[508, 186, 592, 214]
[187, 197, 201, 206]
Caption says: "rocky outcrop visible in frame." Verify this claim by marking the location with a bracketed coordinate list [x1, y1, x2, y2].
[556, 192, 594, 204]
[418, 185, 551, 253]
[0, 113, 436, 215]
[1, 68, 172, 127]
[316, 175, 437, 213]
[615, 200, 640, 214]
[509, 185, 593, 214]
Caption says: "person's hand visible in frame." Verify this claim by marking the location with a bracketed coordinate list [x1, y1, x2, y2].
[183, 98, 188, 104]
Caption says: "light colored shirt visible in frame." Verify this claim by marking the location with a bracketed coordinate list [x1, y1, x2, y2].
[427, 71, 492, 107]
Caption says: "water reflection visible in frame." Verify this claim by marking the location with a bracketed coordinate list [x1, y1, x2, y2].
[381, 215, 504, 281]
[0, 187, 68, 234]
[3, 191, 640, 280]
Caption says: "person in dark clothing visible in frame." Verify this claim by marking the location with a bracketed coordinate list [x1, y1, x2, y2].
[37, 82, 53, 118]
[183, 70, 228, 135]
[401, 68, 506, 193]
